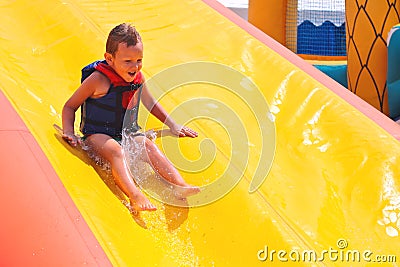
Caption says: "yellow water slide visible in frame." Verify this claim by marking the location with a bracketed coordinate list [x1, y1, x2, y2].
[2, 0, 400, 266]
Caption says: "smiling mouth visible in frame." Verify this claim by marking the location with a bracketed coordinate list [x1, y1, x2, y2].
[128, 71, 136, 77]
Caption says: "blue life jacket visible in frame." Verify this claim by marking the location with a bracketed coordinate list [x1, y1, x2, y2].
[79, 60, 143, 138]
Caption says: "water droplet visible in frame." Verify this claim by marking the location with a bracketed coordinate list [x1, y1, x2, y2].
[390, 212, 398, 223]
[390, 197, 400, 206]
[383, 217, 391, 225]
[378, 219, 386, 226]
[386, 226, 398, 237]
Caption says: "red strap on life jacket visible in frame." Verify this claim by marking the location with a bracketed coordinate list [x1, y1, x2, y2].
[95, 63, 143, 86]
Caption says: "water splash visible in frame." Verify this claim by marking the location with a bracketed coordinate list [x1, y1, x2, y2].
[140, 205, 198, 266]
[121, 129, 195, 206]
[377, 160, 400, 237]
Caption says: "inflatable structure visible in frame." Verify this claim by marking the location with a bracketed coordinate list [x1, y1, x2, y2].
[249, 0, 400, 117]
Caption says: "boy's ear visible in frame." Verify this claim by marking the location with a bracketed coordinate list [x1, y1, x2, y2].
[104, 52, 113, 65]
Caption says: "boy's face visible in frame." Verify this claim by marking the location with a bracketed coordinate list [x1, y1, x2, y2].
[105, 42, 143, 83]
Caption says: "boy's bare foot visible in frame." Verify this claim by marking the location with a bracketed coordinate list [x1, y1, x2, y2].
[174, 185, 201, 199]
[129, 192, 157, 213]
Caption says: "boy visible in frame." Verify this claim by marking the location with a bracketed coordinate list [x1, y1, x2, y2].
[62, 23, 200, 212]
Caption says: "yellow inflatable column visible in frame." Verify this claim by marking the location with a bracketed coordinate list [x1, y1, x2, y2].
[346, 1, 400, 115]
[248, 0, 287, 45]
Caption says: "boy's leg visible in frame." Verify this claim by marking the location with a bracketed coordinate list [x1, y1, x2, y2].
[134, 136, 200, 198]
[85, 134, 156, 212]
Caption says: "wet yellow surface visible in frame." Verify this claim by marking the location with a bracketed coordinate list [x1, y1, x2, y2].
[1, 0, 400, 265]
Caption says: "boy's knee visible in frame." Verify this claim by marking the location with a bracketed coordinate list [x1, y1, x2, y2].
[132, 135, 146, 143]
[132, 135, 157, 154]
[132, 136, 153, 148]
[144, 137, 157, 151]
[108, 144, 124, 159]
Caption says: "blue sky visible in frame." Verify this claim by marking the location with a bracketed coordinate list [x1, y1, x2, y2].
[217, 0, 345, 11]
[217, 0, 248, 8]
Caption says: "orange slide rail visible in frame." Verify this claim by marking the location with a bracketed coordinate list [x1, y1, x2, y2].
[0, 90, 111, 265]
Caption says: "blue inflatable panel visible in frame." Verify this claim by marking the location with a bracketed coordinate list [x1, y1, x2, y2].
[387, 24, 400, 119]
[314, 64, 348, 88]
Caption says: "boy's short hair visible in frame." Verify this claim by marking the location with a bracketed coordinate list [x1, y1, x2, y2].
[106, 23, 142, 55]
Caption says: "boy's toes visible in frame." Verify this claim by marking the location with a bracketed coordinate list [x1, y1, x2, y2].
[129, 193, 157, 213]
[174, 186, 201, 199]
[142, 203, 157, 211]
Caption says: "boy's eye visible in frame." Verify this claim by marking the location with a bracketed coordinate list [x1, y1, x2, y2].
[124, 60, 141, 64]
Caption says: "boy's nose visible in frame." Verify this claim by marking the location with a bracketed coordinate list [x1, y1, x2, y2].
[131, 62, 140, 70]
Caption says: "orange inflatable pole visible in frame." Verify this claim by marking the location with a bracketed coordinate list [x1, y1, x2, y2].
[346, 1, 400, 115]
[248, 0, 287, 46]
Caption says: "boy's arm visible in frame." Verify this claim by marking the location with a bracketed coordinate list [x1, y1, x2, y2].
[140, 82, 198, 138]
[62, 73, 102, 146]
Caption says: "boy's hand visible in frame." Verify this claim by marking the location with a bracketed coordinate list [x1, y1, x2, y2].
[62, 132, 82, 147]
[170, 125, 198, 138]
